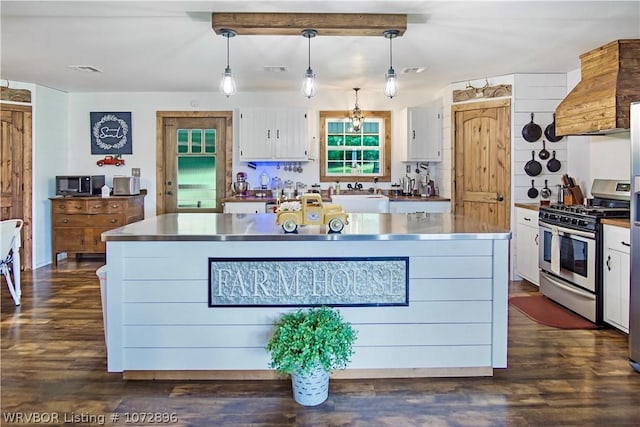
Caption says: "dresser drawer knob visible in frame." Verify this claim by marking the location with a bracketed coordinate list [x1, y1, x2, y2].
[62, 219, 69, 223]
[111, 219, 117, 223]
[111, 204, 119, 208]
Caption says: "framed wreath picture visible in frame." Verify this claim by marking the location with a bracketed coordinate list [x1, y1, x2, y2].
[90, 112, 133, 155]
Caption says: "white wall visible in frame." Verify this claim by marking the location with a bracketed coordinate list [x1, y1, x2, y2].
[68, 88, 438, 220]
[34, 85, 69, 268]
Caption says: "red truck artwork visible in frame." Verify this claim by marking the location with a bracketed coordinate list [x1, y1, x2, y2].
[96, 155, 125, 167]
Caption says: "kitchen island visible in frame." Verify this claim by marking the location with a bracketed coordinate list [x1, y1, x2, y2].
[102, 212, 510, 379]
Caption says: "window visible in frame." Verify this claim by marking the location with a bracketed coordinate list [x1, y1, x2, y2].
[177, 128, 217, 209]
[319, 111, 391, 182]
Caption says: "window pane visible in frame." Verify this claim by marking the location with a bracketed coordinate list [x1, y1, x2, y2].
[363, 150, 379, 161]
[362, 161, 379, 174]
[327, 150, 345, 161]
[177, 129, 189, 153]
[363, 122, 379, 133]
[363, 136, 379, 147]
[327, 135, 344, 147]
[191, 130, 203, 153]
[328, 162, 348, 174]
[204, 129, 216, 153]
[328, 122, 345, 133]
[177, 156, 216, 209]
[345, 135, 362, 146]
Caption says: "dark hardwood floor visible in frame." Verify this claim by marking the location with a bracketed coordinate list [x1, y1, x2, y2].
[2, 259, 640, 426]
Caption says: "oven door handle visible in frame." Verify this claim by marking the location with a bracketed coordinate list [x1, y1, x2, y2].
[539, 223, 595, 239]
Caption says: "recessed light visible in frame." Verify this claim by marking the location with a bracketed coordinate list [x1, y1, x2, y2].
[67, 65, 102, 73]
[263, 66, 288, 73]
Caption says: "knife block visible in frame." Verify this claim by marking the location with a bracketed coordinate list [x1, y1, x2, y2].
[563, 186, 584, 205]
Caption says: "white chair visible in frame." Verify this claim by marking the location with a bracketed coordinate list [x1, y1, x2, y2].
[1, 219, 23, 305]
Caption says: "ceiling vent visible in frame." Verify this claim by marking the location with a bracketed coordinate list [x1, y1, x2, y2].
[555, 39, 640, 136]
[68, 65, 103, 73]
[402, 67, 426, 74]
[263, 66, 288, 73]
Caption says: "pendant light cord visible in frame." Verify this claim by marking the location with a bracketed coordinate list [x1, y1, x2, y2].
[226, 33, 231, 69]
[388, 36, 393, 69]
[307, 35, 311, 70]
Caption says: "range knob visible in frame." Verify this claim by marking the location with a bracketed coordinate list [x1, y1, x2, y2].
[578, 220, 588, 227]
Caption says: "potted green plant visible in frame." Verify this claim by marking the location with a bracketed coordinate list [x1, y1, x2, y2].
[266, 306, 357, 406]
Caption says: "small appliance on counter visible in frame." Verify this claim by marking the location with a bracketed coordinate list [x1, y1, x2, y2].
[56, 175, 105, 196]
[232, 172, 249, 196]
[113, 176, 140, 196]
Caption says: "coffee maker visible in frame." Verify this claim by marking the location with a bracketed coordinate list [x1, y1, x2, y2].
[232, 172, 249, 196]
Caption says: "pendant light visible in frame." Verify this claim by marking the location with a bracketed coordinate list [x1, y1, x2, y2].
[219, 29, 237, 97]
[301, 29, 318, 98]
[350, 88, 365, 133]
[383, 30, 399, 98]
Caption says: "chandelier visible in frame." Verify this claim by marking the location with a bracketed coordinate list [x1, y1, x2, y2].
[349, 88, 364, 132]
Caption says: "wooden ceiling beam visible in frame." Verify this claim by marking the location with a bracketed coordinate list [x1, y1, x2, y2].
[211, 13, 407, 37]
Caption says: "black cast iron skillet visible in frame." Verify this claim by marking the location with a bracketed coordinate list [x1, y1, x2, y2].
[539, 140, 550, 160]
[527, 180, 539, 198]
[522, 112, 542, 142]
[544, 113, 564, 143]
[547, 150, 561, 172]
[525, 150, 542, 176]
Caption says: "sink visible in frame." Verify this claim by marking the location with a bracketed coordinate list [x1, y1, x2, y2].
[330, 194, 389, 213]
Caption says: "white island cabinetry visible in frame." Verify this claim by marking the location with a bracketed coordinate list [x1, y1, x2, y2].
[515, 207, 539, 286]
[239, 108, 308, 161]
[102, 213, 510, 379]
[603, 224, 630, 333]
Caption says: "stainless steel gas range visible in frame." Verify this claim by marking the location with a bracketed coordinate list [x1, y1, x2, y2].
[538, 179, 630, 324]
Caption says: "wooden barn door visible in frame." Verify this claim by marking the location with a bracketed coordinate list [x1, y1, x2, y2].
[1, 102, 33, 270]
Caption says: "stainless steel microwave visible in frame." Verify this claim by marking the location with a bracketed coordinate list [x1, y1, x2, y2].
[55, 175, 105, 196]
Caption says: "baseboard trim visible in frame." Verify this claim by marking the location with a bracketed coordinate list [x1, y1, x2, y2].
[122, 367, 493, 380]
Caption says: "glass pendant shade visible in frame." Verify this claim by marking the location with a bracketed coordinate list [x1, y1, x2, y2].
[219, 29, 237, 98]
[301, 29, 318, 98]
[220, 66, 237, 97]
[383, 30, 400, 98]
[384, 67, 399, 98]
[302, 68, 317, 98]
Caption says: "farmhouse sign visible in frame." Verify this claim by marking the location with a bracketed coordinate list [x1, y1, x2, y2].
[90, 111, 133, 155]
[208, 257, 409, 307]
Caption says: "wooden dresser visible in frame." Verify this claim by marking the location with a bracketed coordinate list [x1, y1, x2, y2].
[50, 193, 145, 265]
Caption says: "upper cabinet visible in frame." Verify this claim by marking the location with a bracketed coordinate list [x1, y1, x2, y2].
[403, 101, 442, 162]
[239, 108, 308, 161]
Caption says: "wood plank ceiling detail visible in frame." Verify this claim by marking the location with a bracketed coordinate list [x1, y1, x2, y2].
[211, 13, 407, 37]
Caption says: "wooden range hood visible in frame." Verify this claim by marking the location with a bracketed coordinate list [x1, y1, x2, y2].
[555, 39, 640, 136]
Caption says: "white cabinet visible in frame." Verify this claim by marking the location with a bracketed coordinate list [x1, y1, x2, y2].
[515, 207, 539, 286]
[603, 224, 630, 333]
[403, 102, 442, 162]
[389, 201, 450, 213]
[239, 108, 308, 161]
[223, 202, 266, 214]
